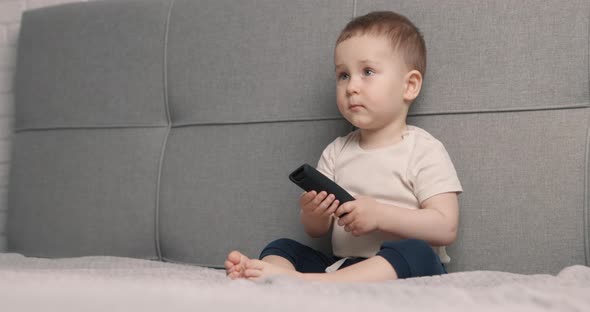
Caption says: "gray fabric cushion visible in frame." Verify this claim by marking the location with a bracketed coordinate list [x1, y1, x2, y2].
[7, 129, 167, 258]
[166, 0, 353, 125]
[7, 0, 171, 259]
[14, 0, 170, 129]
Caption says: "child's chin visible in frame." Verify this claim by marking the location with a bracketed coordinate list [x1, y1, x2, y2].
[347, 118, 372, 130]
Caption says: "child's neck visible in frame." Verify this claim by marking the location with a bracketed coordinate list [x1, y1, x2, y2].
[359, 121, 408, 150]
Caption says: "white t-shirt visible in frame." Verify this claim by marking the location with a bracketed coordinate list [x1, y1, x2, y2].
[316, 125, 463, 264]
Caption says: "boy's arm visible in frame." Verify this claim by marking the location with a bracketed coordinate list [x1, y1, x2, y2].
[377, 192, 459, 246]
[335, 192, 459, 246]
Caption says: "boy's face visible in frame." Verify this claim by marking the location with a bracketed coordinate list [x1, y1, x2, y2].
[334, 34, 410, 131]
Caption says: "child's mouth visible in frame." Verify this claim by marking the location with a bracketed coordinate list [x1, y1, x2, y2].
[349, 104, 364, 111]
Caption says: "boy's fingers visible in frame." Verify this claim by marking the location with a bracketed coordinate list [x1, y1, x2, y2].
[301, 190, 316, 201]
[319, 194, 335, 210]
[312, 191, 328, 206]
[324, 200, 339, 216]
[299, 191, 316, 207]
[338, 209, 355, 226]
[335, 203, 347, 217]
[300, 190, 316, 199]
[336, 203, 354, 220]
[338, 216, 348, 227]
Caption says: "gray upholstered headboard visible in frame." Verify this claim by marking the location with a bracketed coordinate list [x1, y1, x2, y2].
[6, 0, 589, 274]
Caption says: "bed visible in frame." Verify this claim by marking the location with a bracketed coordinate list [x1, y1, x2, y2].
[1, 253, 589, 311]
[1, 0, 589, 310]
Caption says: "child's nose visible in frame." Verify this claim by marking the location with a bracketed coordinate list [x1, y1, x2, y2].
[346, 76, 361, 95]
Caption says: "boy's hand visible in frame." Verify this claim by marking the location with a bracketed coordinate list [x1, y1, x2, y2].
[334, 196, 381, 236]
[300, 191, 340, 218]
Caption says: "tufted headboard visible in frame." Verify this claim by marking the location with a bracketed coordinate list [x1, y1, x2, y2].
[6, 0, 590, 274]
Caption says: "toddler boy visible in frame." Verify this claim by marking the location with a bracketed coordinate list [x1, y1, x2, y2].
[225, 11, 462, 282]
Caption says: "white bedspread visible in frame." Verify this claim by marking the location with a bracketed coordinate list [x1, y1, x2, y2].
[0, 253, 589, 312]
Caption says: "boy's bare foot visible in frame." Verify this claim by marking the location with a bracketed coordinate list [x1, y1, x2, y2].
[224, 250, 250, 279]
[243, 259, 303, 281]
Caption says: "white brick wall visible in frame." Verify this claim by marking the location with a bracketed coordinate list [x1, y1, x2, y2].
[0, 0, 89, 251]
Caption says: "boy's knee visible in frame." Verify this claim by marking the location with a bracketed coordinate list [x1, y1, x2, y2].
[378, 239, 444, 278]
[382, 239, 433, 254]
[259, 238, 304, 263]
[381, 239, 438, 261]
[264, 238, 301, 251]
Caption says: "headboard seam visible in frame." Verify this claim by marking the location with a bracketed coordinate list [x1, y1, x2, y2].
[584, 109, 589, 267]
[585, 5, 590, 266]
[153, 0, 176, 261]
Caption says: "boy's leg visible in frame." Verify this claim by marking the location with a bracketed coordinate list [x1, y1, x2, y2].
[301, 238, 445, 281]
[227, 252, 295, 279]
[244, 239, 445, 282]
[261, 255, 295, 270]
[258, 238, 337, 273]
[228, 238, 338, 279]
[298, 255, 397, 282]
[244, 255, 396, 282]
[226, 238, 301, 279]
[377, 239, 447, 278]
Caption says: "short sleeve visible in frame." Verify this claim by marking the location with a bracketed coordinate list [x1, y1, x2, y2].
[316, 139, 337, 181]
[409, 140, 463, 203]
[315, 132, 353, 181]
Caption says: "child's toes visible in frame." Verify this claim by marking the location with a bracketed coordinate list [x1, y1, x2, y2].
[227, 250, 242, 264]
[227, 271, 241, 280]
[224, 260, 234, 271]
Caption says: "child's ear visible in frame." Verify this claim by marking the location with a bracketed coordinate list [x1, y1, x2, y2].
[403, 70, 423, 102]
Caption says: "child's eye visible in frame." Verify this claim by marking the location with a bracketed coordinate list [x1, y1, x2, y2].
[363, 68, 375, 76]
[337, 72, 350, 81]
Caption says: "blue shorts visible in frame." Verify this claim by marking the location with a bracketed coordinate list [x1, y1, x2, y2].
[259, 238, 447, 279]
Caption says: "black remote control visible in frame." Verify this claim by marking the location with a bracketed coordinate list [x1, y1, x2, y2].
[289, 163, 354, 217]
